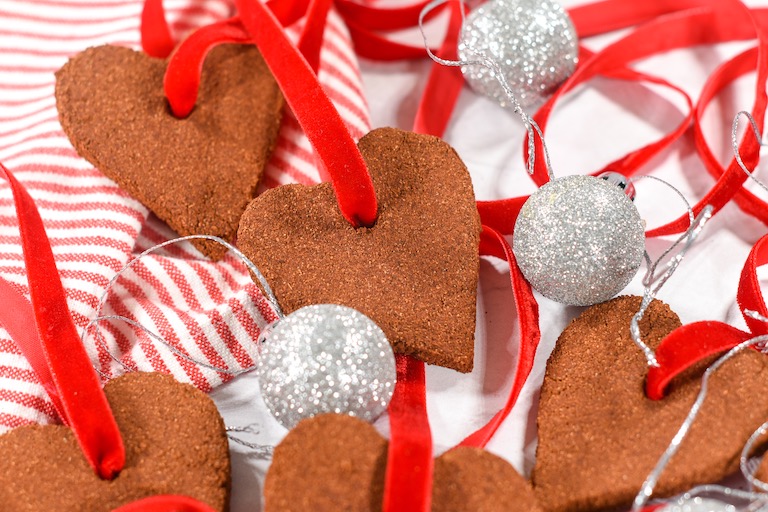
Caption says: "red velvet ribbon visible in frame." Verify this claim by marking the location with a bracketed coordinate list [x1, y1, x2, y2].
[479, 1, 765, 236]
[382, 354, 433, 512]
[111, 495, 217, 512]
[163, 17, 253, 118]
[693, 43, 768, 229]
[411, 0, 466, 137]
[0, 164, 124, 479]
[232, 2, 378, 229]
[646, 232, 768, 399]
[140, 0, 175, 58]
[459, 226, 540, 447]
[0, 276, 64, 418]
[160, 0, 378, 229]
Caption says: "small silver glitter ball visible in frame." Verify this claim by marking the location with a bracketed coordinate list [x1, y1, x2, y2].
[513, 175, 645, 306]
[458, 0, 578, 108]
[256, 304, 396, 430]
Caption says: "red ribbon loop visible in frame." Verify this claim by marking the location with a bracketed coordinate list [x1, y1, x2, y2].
[164, 18, 253, 119]
[234, 0, 379, 228]
[647, 231, 768, 400]
[161, 0, 379, 228]
[0, 164, 124, 479]
[738, 234, 768, 336]
[645, 321, 753, 400]
[460, 226, 540, 447]
[692, 43, 768, 235]
[141, 0, 175, 58]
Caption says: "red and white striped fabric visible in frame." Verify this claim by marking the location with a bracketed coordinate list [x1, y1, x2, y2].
[0, 0, 371, 432]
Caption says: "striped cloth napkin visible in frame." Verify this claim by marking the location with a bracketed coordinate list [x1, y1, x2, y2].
[0, 0, 370, 432]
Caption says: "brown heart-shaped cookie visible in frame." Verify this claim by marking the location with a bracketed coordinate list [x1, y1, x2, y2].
[55, 44, 284, 259]
[532, 295, 768, 511]
[264, 413, 540, 511]
[237, 127, 481, 372]
[0, 372, 230, 510]
[432, 446, 543, 512]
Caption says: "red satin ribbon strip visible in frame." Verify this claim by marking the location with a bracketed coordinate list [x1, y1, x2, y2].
[111, 495, 217, 512]
[460, 226, 540, 447]
[569, 0, 706, 37]
[298, 0, 333, 72]
[738, 234, 768, 336]
[0, 163, 124, 479]
[412, 0, 466, 137]
[0, 276, 64, 419]
[645, 321, 753, 400]
[141, 0, 175, 58]
[646, 230, 768, 399]
[234, 0, 378, 227]
[383, 354, 433, 512]
[140, 0, 315, 59]
[334, 0, 433, 31]
[164, 18, 253, 118]
[692, 45, 768, 233]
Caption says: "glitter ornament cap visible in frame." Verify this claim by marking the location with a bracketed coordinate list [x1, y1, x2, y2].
[256, 304, 396, 430]
[458, 0, 578, 109]
[513, 175, 645, 306]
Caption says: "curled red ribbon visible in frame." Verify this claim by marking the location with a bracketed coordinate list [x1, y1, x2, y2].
[647, 232, 768, 399]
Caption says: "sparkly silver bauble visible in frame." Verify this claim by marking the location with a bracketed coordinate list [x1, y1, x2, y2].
[513, 175, 645, 306]
[256, 304, 396, 430]
[458, 0, 578, 108]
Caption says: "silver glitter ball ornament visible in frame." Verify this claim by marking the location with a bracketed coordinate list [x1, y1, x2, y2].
[513, 175, 645, 306]
[256, 304, 396, 430]
[458, 0, 578, 108]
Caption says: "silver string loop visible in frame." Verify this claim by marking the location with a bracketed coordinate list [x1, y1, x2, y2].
[84, 234, 281, 378]
[226, 425, 274, 459]
[627, 175, 713, 367]
[632, 334, 768, 510]
[418, 0, 554, 181]
[732, 110, 768, 196]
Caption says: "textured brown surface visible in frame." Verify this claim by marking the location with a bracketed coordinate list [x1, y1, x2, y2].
[532, 295, 768, 512]
[264, 414, 387, 512]
[0, 372, 230, 511]
[432, 447, 542, 512]
[237, 127, 481, 372]
[265, 414, 540, 511]
[56, 44, 283, 259]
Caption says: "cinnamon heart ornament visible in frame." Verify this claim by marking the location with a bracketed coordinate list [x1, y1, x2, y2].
[55, 44, 284, 259]
[264, 413, 542, 511]
[532, 295, 768, 512]
[237, 127, 482, 372]
[0, 372, 230, 511]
